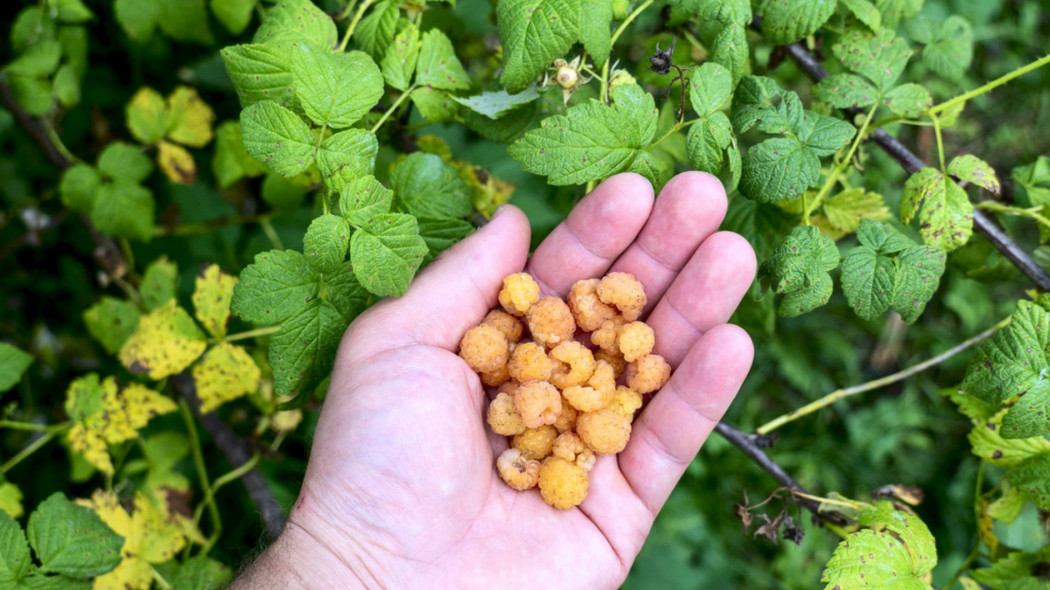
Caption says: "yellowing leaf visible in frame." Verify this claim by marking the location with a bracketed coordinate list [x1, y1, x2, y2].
[192, 264, 237, 338]
[126, 87, 170, 144]
[157, 140, 197, 185]
[166, 86, 215, 148]
[68, 422, 114, 475]
[0, 481, 24, 518]
[192, 342, 261, 412]
[271, 409, 302, 433]
[120, 301, 207, 379]
[80, 491, 186, 590]
[107, 384, 179, 442]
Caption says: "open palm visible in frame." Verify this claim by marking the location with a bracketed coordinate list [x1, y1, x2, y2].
[236, 172, 756, 589]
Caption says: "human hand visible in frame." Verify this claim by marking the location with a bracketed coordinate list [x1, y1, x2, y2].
[230, 172, 756, 589]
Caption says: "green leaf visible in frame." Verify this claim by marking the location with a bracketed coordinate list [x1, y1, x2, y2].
[391, 152, 474, 219]
[580, 0, 613, 67]
[832, 26, 911, 89]
[710, 24, 750, 84]
[416, 217, 474, 262]
[27, 493, 123, 578]
[760, 226, 840, 317]
[497, 0, 580, 93]
[220, 44, 298, 109]
[157, 0, 214, 45]
[253, 0, 337, 49]
[340, 175, 393, 228]
[841, 242, 896, 322]
[52, 64, 81, 109]
[350, 213, 428, 297]
[1005, 454, 1050, 511]
[723, 193, 794, 260]
[757, 0, 837, 45]
[4, 40, 62, 78]
[54, 0, 95, 23]
[883, 83, 932, 118]
[97, 142, 152, 183]
[292, 44, 384, 129]
[410, 87, 461, 122]
[140, 257, 179, 310]
[83, 297, 141, 355]
[7, 75, 53, 117]
[901, 167, 973, 251]
[380, 24, 421, 91]
[921, 15, 973, 81]
[58, 164, 100, 213]
[972, 546, 1050, 589]
[91, 180, 155, 242]
[821, 507, 937, 589]
[232, 249, 320, 325]
[270, 299, 346, 401]
[114, 0, 159, 42]
[891, 242, 947, 323]
[211, 0, 254, 35]
[451, 85, 540, 119]
[796, 112, 856, 157]
[688, 62, 732, 117]
[948, 154, 1000, 194]
[686, 111, 732, 174]
[240, 101, 316, 177]
[813, 73, 878, 109]
[821, 188, 891, 234]
[212, 121, 267, 188]
[317, 128, 379, 193]
[874, 0, 922, 30]
[322, 264, 370, 322]
[839, 0, 881, 31]
[0, 509, 31, 584]
[740, 138, 820, 204]
[610, 84, 658, 145]
[169, 555, 232, 590]
[303, 214, 351, 274]
[354, 1, 399, 59]
[126, 87, 169, 145]
[20, 573, 93, 589]
[0, 343, 33, 395]
[415, 30, 470, 91]
[1003, 381, 1050, 440]
[969, 417, 1050, 470]
[964, 300, 1050, 410]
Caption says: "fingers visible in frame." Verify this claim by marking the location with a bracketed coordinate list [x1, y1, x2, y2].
[609, 172, 728, 312]
[343, 206, 531, 354]
[526, 173, 654, 296]
[617, 324, 754, 515]
[644, 231, 757, 367]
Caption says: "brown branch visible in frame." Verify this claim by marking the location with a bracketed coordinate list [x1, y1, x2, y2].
[172, 372, 286, 540]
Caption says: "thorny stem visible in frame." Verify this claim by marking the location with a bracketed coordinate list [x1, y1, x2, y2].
[370, 84, 418, 134]
[804, 100, 881, 222]
[337, 0, 376, 52]
[756, 316, 1012, 435]
[600, 0, 655, 104]
[180, 399, 222, 554]
[928, 53, 1050, 117]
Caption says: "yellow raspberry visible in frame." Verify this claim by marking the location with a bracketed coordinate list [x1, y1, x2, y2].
[498, 273, 540, 316]
[618, 321, 655, 362]
[609, 385, 643, 420]
[590, 316, 626, 353]
[566, 279, 618, 332]
[625, 354, 671, 394]
[562, 385, 612, 413]
[514, 380, 562, 429]
[480, 363, 511, 387]
[538, 456, 589, 509]
[549, 341, 595, 389]
[458, 324, 509, 374]
[482, 309, 523, 343]
[597, 272, 647, 321]
[526, 297, 576, 347]
[487, 391, 526, 436]
[552, 396, 578, 433]
[512, 425, 558, 460]
[497, 448, 540, 491]
[595, 349, 626, 379]
[508, 342, 553, 382]
[588, 359, 616, 397]
[577, 408, 632, 454]
[551, 432, 594, 471]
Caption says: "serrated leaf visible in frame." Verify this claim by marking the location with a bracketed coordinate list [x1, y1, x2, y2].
[969, 415, 1050, 469]
[91, 180, 155, 242]
[710, 24, 750, 84]
[922, 15, 973, 81]
[169, 555, 232, 590]
[883, 83, 931, 118]
[832, 26, 911, 89]
[157, 140, 197, 185]
[0, 343, 33, 395]
[580, 0, 613, 68]
[451, 85, 540, 119]
[757, 0, 837, 45]
[497, 0, 580, 93]
[463, 101, 540, 143]
[1002, 381, 1050, 440]
[380, 24, 420, 91]
[212, 121, 267, 188]
[686, 111, 732, 174]
[901, 167, 973, 251]
[948, 154, 1000, 194]
[0, 509, 30, 584]
[760, 225, 840, 317]
[972, 546, 1050, 589]
[354, 1, 399, 59]
[323, 264, 370, 322]
[126, 87, 170, 144]
[988, 484, 1026, 524]
[83, 297, 141, 355]
[821, 507, 936, 589]
[303, 215, 351, 273]
[27, 494, 123, 578]
[841, 243, 896, 321]
[688, 62, 732, 117]
[291, 44, 384, 129]
[892, 244, 946, 323]
[220, 44, 298, 109]
[140, 257, 178, 310]
[253, 0, 337, 49]
[350, 213, 428, 297]
[166, 86, 215, 148]
[964, 300, 1050, 412]
[813, 73, 878, 109]
[317, 128, 379, 193]
[609, 84, 658, 145]
[59, 164, 100, 213]
[192, 264, 237, 338]
[232, 250, 320, 325]
[1005, 454, 1050, 511]
[822, 188, 891, 233]
[211, 0, 254, 34]
[874, 0, 922, 30]
[840, 0, 881, 31]
[410, 86, 460, 122]
[391, 152, 473, 219]
[240, 101, 316, 177]
[416, 216, 474, 262]
[740, 137, 820, 204]
[192, 342, 261, 412]
[119, 301, 207, 379]
[270, 299, 347, 400]
[97, 142, 152, 183]
[415, 29, 470, 91]
[340, 175, 393, 228]
[797, 112, 857, 157]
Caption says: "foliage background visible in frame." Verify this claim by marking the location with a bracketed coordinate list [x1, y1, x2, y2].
[1, 0, 1050, 588]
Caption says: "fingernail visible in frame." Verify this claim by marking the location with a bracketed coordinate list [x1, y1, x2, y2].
[492, 205, 508, 218]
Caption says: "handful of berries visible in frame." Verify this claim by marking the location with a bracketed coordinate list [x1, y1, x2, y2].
[458, 271, 671, 509]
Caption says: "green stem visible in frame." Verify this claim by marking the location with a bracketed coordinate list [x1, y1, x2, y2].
[929, 54, 1050, 117]
[260, 218, 284, 250]
[223, 325, 282, 343]
[45, 121, 79, 165]
[180, 400, 221, 551]
[338, 0, 376, 52]
[931, 112, 946, 171]
[337, 0, 357, 21]
[118, 237, 135, 276]
[650, 118, 697, 149]
[756, 316, 1012, 435]
[195, 453, 261, 555]
[976, 201, 1050, 230]
[2, 430, 56, 473]
[599, 0, 655, 103]
[370, 84, 418, 134]
[151, 566, 172, 590]
[804, 100, 880, 222]
[0, 420, 55, 432]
